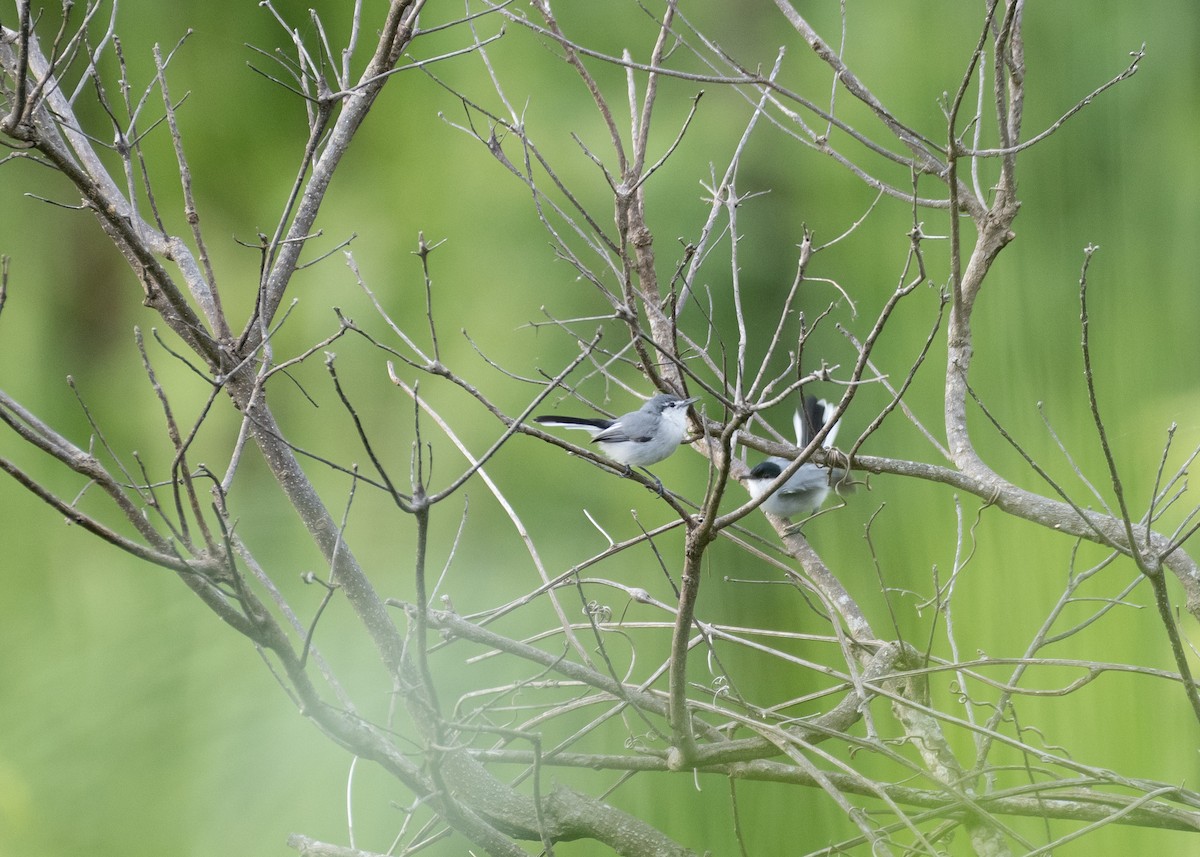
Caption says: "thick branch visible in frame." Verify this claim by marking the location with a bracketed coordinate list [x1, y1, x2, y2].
[471, 749, 1200, 834]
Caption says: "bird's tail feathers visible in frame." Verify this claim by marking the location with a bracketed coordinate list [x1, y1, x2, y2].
[533, 414, 612, 432]
[794, 396, 840, 449]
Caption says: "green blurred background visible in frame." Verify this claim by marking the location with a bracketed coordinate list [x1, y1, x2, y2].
[1, 2, 1199, 855]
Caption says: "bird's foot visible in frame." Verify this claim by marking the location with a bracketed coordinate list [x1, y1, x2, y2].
[637, 467, 665, 496]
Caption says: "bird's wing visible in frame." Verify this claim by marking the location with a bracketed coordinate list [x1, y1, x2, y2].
[778, 466, 831, 495]
[592, 419, 652, 445]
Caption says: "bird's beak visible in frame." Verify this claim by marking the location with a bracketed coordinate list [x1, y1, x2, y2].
[681, 396, 700, 406]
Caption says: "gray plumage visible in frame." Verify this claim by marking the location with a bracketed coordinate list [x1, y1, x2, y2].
[534, 393, 698, 468]
[745, 396, 848, 518]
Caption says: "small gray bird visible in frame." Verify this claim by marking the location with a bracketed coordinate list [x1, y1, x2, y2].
[745, 396, 848, 518]
[534, 393, 698, 469]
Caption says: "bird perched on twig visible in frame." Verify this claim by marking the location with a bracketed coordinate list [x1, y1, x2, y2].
[534, 393, 698, 489]
[744, 396, 849, 518]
